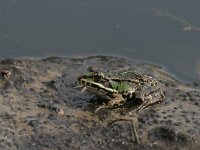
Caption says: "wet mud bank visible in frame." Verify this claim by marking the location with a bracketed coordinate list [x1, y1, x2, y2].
[0, 56, 200, 150]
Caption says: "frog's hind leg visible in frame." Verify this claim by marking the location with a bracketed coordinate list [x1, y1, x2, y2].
[132, 91, 165, 112]
[134, 99, 161, 112]
[134, 100, 151, 112]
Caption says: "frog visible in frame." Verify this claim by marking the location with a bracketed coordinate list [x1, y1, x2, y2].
[78, 67, 165, 112]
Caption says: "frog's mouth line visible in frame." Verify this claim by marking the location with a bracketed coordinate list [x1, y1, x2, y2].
[79, 78, 118, 94]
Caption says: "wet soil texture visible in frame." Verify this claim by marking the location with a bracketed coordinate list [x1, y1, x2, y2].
[0, 56, 200, 150]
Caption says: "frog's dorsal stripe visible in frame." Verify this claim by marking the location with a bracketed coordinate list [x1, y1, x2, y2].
[102, 76, 149, 83]
[108, 78, 140, 83]
[80, 78, 118, 93]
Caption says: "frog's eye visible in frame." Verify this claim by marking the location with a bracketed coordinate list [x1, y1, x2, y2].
[94, 73, 105, 80]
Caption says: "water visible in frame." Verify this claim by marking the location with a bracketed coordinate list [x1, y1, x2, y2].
[0, 0, 200, 81]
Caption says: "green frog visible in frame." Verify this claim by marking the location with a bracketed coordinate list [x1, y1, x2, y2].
[78, 67, 165, 112]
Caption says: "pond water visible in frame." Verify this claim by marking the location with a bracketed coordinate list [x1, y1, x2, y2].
[0, 0, 200, 81]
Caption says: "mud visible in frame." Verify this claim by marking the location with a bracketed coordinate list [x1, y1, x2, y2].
[0, 56, 200, 150]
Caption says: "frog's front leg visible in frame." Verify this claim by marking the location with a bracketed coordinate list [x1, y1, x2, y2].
[106, 93, 125, 108]
[95, 94, 125, 113]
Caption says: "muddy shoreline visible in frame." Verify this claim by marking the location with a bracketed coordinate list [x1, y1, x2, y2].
[0, 56, 199, 150]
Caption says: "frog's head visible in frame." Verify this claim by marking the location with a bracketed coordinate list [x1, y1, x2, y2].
[78, 71, 105, 83]
[78, 70, 132, 97]
[78, 70, 107, 92]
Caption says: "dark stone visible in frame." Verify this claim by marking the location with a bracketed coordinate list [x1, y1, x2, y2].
[149, 126, 189, 143]
[0, 56, 199, 149]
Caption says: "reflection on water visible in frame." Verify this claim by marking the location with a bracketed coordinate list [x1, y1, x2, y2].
[0, 0, 200, 81]
[154, 11, 200, 32]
